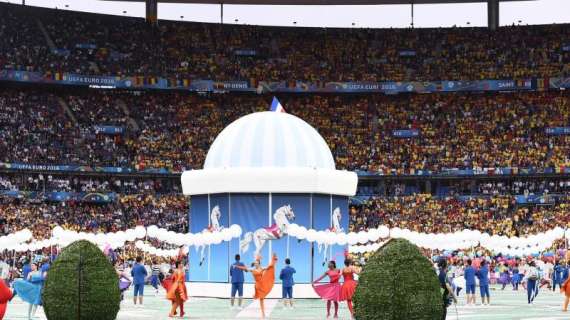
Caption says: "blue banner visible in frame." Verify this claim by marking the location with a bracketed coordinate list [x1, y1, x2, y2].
[399, 50, 416, 56]
[392, 129, 420, 138]
[94, 125, 125, 135]
[234, 49, 256, 56]
[550, 77, 570, 89]
[563, 44, 570, 52]
[75, 43, 97, 50]
[0, 162, 172, 174]
[52, 48, 70, 57]
[546, 127, 570, 135]
[0, 191, 117, 203]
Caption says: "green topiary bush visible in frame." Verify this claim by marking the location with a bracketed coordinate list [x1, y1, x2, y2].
[353, 238, 443, 320]
[42, 240, 120, 320]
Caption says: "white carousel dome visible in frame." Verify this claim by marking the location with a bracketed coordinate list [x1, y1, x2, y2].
[204, 111, 335, 170]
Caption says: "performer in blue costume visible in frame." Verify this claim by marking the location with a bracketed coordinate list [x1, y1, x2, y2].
[13, 263, 44, 320]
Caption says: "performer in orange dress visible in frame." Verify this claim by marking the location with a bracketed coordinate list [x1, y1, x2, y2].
[562, 275, 570, 312]
[340, 259, 360, 320]
[166, 262, 188, 318]
[237, 253, 277, 319]
[0, 279, 13, 320]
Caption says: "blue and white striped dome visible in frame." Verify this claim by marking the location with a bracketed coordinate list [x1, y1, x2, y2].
[204, 112, 335, 170]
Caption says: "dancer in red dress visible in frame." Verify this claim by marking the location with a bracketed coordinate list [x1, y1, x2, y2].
[313, 261, 342, 319]
[340, 259, 360, 319]
[0, 279, 13, 320]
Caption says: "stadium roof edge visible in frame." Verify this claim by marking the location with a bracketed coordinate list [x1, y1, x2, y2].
[101, 0, 533, 5]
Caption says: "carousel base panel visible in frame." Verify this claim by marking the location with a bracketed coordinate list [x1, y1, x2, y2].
[187, 282, 320, 299]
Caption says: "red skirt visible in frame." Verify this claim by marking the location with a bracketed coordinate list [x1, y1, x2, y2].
[340, 279, 357, 301]
[313, 282, 341, 302]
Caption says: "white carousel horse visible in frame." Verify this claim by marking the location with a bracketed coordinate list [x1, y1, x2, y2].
[196, 205, 223, 266]
[318, 207, 344, 265]
[239, 205, 295, 257]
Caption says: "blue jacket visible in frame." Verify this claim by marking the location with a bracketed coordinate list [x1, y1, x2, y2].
[554, 265, 563, 282]
[131, 263, 148, 285]
[477, 266, 489, 286]
[230, 262, 245, 284]
[279, 266, 296, 287]
[563, 267, 570, 282]
[464, 266, 476, 286]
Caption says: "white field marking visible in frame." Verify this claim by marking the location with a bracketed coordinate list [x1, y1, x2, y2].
[236, 299, 278, 318]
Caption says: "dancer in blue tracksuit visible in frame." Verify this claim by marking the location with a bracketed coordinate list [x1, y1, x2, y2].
[477, 260, 490, 305]
[512, 263, 521, 290]
[464, 259, 476, 306]
[230, 254, 246, 309]
[131, 256, 148, 306]
[525, 261, 540, 304]
[553, 262, 564, 292]
[279, 258, 296, 309]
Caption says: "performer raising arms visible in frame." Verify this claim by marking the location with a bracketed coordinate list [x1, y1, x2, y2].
[236, 253, 277, 319]
[340, 259, 360, 320]
[313, 260, 342, 319]
[13, 263, 45, 320]
[166, 262, 188, 318]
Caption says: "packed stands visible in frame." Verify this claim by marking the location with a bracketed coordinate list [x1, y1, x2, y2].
[1, 3, 569, 81]
[1, 88, 568, 173]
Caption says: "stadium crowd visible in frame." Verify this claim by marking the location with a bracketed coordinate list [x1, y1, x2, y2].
[349, 194, 570, 237]
[0, 174, 177, 194]
[1, 3, 570, 81]
[0, 193, 188, 239]
[1, 88, 569, 173]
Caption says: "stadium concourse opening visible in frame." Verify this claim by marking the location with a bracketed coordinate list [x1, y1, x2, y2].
[0, 1, 569, 320]
[102, 0, 518, 29]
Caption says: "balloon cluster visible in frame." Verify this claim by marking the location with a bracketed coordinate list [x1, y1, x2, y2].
[287, 224, 570, 257]
[146, 225, 242, 247]
[348, 241, 387, 254]
[134, 240, 182, 258]
[286, 224, 389, 246]
[0, 229, 34, 252]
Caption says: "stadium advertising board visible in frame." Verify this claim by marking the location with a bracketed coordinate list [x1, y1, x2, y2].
[1, 70, 566, 93]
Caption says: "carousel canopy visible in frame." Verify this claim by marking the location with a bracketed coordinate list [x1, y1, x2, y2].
[182, 111, 357, 196]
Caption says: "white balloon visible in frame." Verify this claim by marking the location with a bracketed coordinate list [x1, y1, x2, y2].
[296, 227, 308, 240]
[147, 225, 159, 238]
[336, 233, 348, 246]
[347, 232, 358, 245]
[135, 226, 147, 239]
[357, 231, 369, 244]
[230, 225, 242, 238]
[52, 226, 64, 238]
[221, 230, 233, 242]
[367, 229, 380, 242]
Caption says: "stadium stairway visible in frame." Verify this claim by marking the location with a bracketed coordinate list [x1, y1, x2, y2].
[117, 98, 141, 132]
[36, 19, 56, 52]
[57, 97, 78, 124]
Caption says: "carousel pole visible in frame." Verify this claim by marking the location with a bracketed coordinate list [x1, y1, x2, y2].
[564, 228, 568, 267]
[286, 234, 290, 259]
[207, 194, 211, 281]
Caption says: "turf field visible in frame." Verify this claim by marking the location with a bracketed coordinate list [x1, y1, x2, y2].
[3, 285, 569, 319]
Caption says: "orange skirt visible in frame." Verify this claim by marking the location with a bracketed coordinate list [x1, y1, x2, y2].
[253, 265, 275, 300]
[562, 279, 570, 297]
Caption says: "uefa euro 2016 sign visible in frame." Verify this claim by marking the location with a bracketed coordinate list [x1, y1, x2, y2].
[181, 111, 357, 283]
